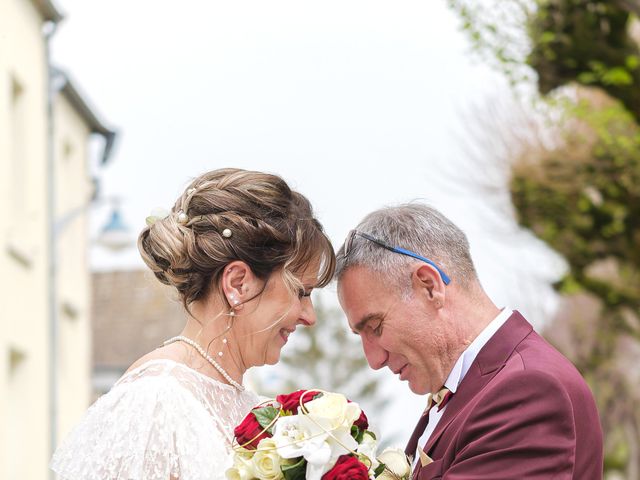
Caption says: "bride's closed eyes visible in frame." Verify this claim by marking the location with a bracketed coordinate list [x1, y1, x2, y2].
[297, 287, 313, 299]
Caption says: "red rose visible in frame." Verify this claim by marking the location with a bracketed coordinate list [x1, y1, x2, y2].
[354, 409, 369, 431]
[233, 410, 270, 449]
[276, 389, 320, 412]
[322, 455, 369, 480]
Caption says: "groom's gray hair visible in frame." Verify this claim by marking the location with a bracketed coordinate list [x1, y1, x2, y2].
[335, 203, 478, 294]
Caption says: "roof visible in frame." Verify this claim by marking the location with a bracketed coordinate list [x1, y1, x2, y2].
[51, 67, 118, 164]
[31, 0, 64, 23]
[91, 270, 186, 370]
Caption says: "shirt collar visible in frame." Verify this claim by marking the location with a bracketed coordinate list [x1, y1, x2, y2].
[443, 308, 513, 394]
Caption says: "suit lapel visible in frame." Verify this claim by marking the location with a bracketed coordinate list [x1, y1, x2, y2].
[404, 402, 432, 459]
[423, 311, 533, 455]
[423, 361, 495, 454]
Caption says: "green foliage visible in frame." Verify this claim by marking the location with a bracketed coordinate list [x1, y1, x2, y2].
[527, 0, 640, 121]
[447, 0, 640, 475]
[253, 406, 280, 434]
[373, 463, 387, 477]
[351, 425, 365, 443]
[510, 102, 640, 320]
[281, 457, 307, 480]
[604, 429, 631, 471]
[447, 0, 538, 85]
[449, 0, 640, 120]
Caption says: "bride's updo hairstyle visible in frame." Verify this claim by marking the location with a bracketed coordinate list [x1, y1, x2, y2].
[138, 168, 335, 312]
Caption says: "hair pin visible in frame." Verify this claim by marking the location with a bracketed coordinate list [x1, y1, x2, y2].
[177, 211, 189, 224]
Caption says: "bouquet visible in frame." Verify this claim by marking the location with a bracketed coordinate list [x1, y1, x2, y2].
[226, 389, 412, 480]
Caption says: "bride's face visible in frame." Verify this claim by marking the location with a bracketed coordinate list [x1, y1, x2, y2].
[237, 262, 320, 367]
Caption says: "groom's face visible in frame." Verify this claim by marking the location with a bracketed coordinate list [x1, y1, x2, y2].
[338, 266, 449, 395]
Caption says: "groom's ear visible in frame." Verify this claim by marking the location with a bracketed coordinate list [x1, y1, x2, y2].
[219, 260, 257, 309]
[413, 264, 446, 310]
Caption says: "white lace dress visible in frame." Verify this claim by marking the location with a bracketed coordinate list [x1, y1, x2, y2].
[51, 359, 260, 480]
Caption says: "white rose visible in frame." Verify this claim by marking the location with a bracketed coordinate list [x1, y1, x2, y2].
[304, 393, 361, 429]
[252, 438, 285, 480]
[235, 446, 256, 460]
[226, 451, 255, 480]
[225, 467, 245, 480]
[225, 467, 241, 480]
[377, 447, 411, 479]
[356, 431, 379, 470]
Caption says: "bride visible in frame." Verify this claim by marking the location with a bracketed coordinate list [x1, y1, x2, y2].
[51, 168, 336, 480]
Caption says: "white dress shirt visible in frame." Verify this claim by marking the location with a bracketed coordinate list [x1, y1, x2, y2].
[412, 308, 513, 466]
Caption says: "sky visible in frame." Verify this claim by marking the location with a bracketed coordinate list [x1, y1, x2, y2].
[51, 0, 565, 440]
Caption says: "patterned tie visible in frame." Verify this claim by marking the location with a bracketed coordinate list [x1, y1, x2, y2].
[416, 387, 454, 468]
[424, 386, 453, 414]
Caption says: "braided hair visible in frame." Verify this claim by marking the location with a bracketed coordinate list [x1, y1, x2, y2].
[138, 168, 335, 312]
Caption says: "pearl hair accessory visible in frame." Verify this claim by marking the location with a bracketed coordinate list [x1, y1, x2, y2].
[177, 211, 189, 224]
[222, 228, 232, 238]
[163, 335, 244, 391]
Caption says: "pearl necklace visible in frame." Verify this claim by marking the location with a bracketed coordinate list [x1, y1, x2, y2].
[163, 335, 244, 392]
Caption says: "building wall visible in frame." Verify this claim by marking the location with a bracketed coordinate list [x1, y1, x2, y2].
[54, 93, 94, 442]
[0, 1, 97, 478]
[0, 1, 51, 478]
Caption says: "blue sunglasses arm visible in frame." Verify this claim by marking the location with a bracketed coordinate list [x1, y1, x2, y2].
[391, 246, 452, 285]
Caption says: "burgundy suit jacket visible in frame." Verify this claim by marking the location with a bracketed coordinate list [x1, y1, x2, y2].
[404, 311, 603, 479]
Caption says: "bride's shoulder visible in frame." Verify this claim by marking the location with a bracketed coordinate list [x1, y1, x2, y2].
[122, 344, 185, 379]
[112, 358, 211, 406]
[118, 356, 188, 386]
[120, 347, 234, 394]
[80, 359, 207, 427]
[51, 359, 240, 480]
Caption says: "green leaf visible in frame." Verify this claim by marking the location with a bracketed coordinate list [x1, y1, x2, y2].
[625, 55, 639, 71]
[373, 463, 387, 477]
[578, 72, 597, 84]
[577, 197, 589, 212]
[253, 406, 280, 434]
[282, 457, 307, 480]
[539, 31, 555, 43]
[557, 276, 582, 295]
[351, 425, 364, 443]
[601, 67, 633, 86]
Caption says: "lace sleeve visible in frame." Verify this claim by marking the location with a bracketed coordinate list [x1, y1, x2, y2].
[51, 374, 234, 480]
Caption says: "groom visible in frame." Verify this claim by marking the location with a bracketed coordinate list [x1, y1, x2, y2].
[336, 204, 603, 479]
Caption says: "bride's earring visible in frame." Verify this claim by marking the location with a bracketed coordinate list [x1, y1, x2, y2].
[228, 293, 241, 309]
[218, 337, 228, 357]
[219, 294, 239, 357]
